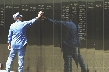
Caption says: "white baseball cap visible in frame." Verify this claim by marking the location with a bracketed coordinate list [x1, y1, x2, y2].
[13, 12, 23, 20]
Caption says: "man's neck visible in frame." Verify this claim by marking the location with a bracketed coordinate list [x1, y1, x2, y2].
[15, 19, 21, 22]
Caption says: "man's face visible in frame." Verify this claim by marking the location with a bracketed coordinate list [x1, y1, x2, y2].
[19, 17, 22, 21]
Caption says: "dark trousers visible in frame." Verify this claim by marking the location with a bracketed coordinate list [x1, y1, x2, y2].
[62, 44, 87, 72]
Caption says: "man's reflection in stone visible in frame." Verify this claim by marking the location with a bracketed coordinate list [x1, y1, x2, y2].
[45, 14, 89, 72]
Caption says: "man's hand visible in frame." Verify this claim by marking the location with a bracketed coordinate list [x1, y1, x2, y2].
[8, 45, 11, 50]
[39, 11, 44, 15]
[37, 11, 44, 19]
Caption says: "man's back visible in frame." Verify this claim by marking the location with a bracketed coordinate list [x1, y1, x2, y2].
[60, 21, 78, 47]
[47, 18, 79, 48]
[9, 20, 28, 49]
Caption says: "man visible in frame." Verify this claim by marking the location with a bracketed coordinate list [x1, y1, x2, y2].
[6, 11, 43, 72]
[44, 14, 89, 72]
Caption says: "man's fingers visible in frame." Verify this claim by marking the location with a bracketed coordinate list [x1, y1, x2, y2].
[37, 11, 44, 18]
[39, 11, 44, 14]
[38, 11, 44, 16]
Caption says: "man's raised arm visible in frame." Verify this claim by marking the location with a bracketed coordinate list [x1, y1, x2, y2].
[24, 11, 44, 27]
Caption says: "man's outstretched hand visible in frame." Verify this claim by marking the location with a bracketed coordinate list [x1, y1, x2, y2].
[37, 11, 44, 19]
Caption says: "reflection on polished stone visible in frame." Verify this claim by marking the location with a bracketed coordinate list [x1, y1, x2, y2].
[0, 70, 15, 72]
[0, 45, 109, 72]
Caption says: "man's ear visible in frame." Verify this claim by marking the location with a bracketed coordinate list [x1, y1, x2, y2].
[14, 18, 17, 20]
[18, 17, 21, 19]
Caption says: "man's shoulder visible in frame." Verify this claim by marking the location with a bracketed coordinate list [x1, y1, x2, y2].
[10, 21, 22, 27]
[10, 23, 14, 27]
